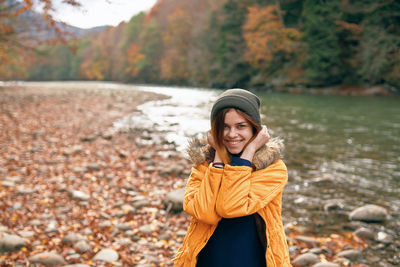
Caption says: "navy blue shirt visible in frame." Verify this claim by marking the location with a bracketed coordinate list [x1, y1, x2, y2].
[196, 157, 266, 267]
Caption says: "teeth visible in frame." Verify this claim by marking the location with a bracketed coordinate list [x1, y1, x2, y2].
[228, 141, 240, 145]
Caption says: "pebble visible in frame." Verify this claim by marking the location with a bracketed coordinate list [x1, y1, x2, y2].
[29, 251, 67, 266]
[93, 248, 119, 263]
[64, 265, 91, 267]
[62, 233, 85, 245]
[292, 252, 320, 266]
[323, 199, 344, 211]
[336, 249, 362, 261]
[354, 227, 375, 240]
[139, 224, 154, 235]
[312, 262, 340, 267]
[0, 234, 27, 252]
[349, 204, 388, 222]
[294, 235, 320, 247]
[116, 222, 132, 231]
[376, 231, 393, 244]
[74, 240, 91, 253]
[17, 230, 35, 239]
[68, 190, 91, 201]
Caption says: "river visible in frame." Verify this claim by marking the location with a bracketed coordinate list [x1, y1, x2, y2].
[5, 81, 400, 265]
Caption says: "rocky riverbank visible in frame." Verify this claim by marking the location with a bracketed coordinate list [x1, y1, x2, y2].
[0, 84, 398, 266]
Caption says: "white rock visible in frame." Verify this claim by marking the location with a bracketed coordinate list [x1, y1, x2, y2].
[93, 248, 119, 263]
[29, 251, 66, 266]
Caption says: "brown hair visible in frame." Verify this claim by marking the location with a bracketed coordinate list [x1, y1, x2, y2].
[211, 108, 261, 164]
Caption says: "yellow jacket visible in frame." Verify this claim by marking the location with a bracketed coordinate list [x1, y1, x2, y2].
[173, 138, 291, 267]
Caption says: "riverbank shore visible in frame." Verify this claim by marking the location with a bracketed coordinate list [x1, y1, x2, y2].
[0, 83, 397, 266]
[0, 84, 193, 266]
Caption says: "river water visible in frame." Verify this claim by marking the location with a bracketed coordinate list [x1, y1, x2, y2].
[6, 81, 400, 264]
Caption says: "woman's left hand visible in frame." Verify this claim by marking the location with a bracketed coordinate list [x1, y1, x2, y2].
[249, 125, 270, 151]
[240, 125, 270, 161]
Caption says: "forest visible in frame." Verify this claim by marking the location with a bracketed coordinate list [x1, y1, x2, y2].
[1, 0, 399, 92]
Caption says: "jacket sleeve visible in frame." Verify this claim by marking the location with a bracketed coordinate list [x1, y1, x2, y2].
[183, 162, 223, 225]
[216, 159, 288, 218]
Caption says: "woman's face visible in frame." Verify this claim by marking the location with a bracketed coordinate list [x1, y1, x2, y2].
[223, 109, 254, 155]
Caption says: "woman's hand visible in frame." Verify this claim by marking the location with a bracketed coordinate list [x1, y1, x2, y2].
[207, 130, 223, 163]
[240, 125, 270, 162]
[249, 125, 270, 151]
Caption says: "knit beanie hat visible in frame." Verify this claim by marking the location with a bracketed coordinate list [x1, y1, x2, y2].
[211, 88, 261, 126]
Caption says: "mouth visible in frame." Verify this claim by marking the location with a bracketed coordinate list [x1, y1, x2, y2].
[225, 139, 243, 146]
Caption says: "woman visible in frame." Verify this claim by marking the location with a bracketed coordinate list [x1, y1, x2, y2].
[173, 89, 291, 267]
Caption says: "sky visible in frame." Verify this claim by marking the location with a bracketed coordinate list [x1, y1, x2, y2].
[49, 0, 158, 29]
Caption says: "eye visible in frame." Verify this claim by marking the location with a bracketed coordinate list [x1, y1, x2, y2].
[238, 124, 247, 129]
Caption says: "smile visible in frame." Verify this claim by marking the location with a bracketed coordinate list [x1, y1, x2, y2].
[226, 140, 242, 145]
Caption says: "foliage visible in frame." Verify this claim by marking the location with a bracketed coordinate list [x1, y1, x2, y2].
[301, 0, 345, 86]
[242, 4, 302, 86]
[1, 0, 399, 91]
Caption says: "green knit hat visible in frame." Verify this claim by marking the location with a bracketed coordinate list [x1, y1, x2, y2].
[211, 88, 261, 126]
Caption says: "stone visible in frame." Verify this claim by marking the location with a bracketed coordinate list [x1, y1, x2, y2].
[354, 227, 374, 240]
[312, 263, 340, 267]
[74, 240, 91, 253]
[62, 233, 85, 245]
[64, 264, 91, 267]
[164, 188, 185, 212]
[336, 249, 362, 261]
[0, 234, 27, 252]
[69, 190, 91, 201]
[139, 224, 154, 235]
[294, 235, 320, 247]
[292, 253, 320, 266]
[93, 248, 119, 263]
[376, 231, 393, 244]
[323, 199, 344, 212]
[29, 251, 67, 266]
[86, 163, 101, 171]
[349, 204, 388, 222]
[121, 204, 135, 214]
[116, 222, 132, 231]
[133, 199, 151, 209]
[17, 230, 35, 239]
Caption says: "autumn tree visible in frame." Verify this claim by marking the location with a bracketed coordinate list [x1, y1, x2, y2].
[0, 0, 81, 79]
[122, 13, 163, 83]
[242, 4, 302, 86]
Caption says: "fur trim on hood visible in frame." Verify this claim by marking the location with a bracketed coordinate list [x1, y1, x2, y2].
[186, 137, 284, 170]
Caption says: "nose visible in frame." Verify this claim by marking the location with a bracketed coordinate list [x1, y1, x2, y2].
[227, 127, 237, 138]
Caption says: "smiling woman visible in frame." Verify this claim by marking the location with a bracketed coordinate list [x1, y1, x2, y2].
[174, 88, 291, 267]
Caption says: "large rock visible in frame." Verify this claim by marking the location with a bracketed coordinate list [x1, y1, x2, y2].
[313, 263, 340, 267]
[354, 227, 374, 240]
[164, 188, 185, 212]
[336, 249, 362, 261]
[29, 251, 67, 266]
[0, 234, 27, 252]
[292, 253, 320, 266]
[349, 204, 388, 222]
[93, 248, 119, 263]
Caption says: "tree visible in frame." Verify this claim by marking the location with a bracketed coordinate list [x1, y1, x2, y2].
[0, 0, 81, 78]
[242, 4, 302, 85]
[301, 0, 344, 86]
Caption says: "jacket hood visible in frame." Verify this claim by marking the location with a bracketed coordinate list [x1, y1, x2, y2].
[186, 137, 284, 170]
